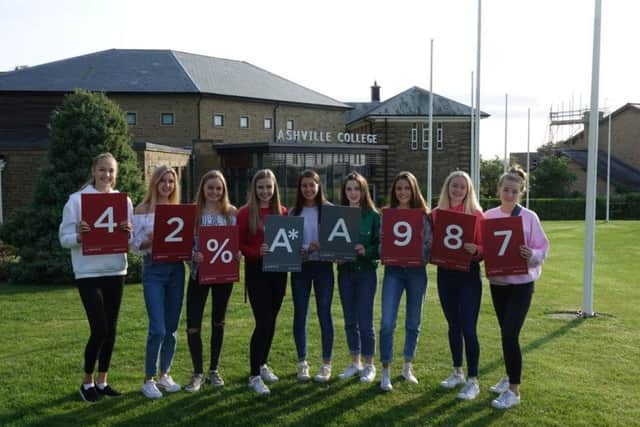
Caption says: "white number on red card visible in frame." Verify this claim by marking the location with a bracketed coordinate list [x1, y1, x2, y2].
[164, 217, 184, 243]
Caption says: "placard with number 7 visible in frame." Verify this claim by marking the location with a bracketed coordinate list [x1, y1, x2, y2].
[381, 208, 424, 266]
[482, 216, 528, 276]
[81, 193, 129, 255]
[152, 204, 196, 262]
[431, 209, 477, 272]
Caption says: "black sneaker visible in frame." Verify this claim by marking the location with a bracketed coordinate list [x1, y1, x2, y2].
[79, 385, 99, 402]
[96, 385, 122, 397]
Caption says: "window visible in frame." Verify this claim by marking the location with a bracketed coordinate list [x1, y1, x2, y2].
[161, 113, 175, 126]
[286, 119, 294, 130]
[240, 116, 249, 128]
[214, 114, 224, 127]
[411, 123, 418, 150]
[422, 124, 431, 150]
[264, 117, 273, 129]
[126, 112, 137, 125]
[436, 123, 444, 150]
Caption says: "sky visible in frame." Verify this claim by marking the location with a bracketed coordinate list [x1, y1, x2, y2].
[1, 0, 637, 159]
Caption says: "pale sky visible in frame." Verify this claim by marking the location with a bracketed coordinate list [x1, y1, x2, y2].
[1, 0, 636, 158]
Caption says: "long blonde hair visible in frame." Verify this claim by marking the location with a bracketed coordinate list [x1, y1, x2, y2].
[437, 170, 483, 214]
[193, 170, 234, 232]
[137, 165, 180, 212]
[246, 169, 282, 235]
[81, 152, 117, 190]
[387, 171, 430, 214]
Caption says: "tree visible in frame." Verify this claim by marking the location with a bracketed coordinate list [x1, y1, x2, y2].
[530, 155, 576, 197]
[480, 156, 505, 199]
[0, 90, 145, 283]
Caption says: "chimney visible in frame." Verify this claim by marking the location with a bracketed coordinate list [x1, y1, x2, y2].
[371, 81, 380, 102]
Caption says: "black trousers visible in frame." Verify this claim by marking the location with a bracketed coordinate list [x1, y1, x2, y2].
[245, 261, 287, 376]
[77, 275, 125, 374]
[490, 282, 534, 385]
[186, 277, 233, 374]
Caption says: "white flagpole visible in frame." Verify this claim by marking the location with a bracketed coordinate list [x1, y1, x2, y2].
[474, 0, 482, 190]
[504, 93, 509, 173]
[582, 0, 602, 317]
[606, 112, 611, 222]
[526, 107, 530, 208]
[470, 71, 475, 178]
[428, 38, 434, 206]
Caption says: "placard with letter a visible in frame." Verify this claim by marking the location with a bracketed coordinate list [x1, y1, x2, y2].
[263, 215, 304, 272]
[319, 205, 361, 261]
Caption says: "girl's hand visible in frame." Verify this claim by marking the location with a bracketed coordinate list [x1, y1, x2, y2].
[308, 241, 320, 252]
[193, 251, 204, 263]
[463, 243, 477, 255]
[141, 232, 153, 251]
[519, 245, 532, 261]
[118, 220, 132, 234]
[236, 251, 243, 261]
[76, 221, 90, 242]
[259, 243, 269, 256]
[354, 243, 365, 256]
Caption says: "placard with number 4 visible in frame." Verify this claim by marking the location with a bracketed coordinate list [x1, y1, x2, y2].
[81, 193, 129, 255]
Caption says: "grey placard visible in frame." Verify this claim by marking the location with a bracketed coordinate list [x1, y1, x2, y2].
[263, 215, 304, 272]
[319, 205, 361, 261]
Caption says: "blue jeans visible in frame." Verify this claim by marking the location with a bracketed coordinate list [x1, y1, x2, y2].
[142, 257, 185, 376]
[291, 261, 335, 361]
[338, 269, 377, 359]
[379, 266, 428, 364]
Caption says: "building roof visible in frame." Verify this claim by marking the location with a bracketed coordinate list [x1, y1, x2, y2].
[0, 49, 349, 109]
[561, 103, 640, 145]
[345, 86, 489, 124]
[561, 149, 640, 190]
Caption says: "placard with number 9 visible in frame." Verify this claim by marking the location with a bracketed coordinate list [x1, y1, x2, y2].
[482, 216, 528, 276]
[152, 204, 196, 262]
[81, 193, 129, 255]
[381, 208, 424, 266]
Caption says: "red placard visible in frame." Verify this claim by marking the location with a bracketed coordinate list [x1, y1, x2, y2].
[81, 193, 129, 255]
[152, 204, 196, 262]
[431, 210, 477, 272]
[482, 216, 528, 276]
[198, 226, 239, 284]
[381, 208, 424, 266]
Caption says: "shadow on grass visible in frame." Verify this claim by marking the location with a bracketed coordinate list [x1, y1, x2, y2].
[0, 282, 141, 296]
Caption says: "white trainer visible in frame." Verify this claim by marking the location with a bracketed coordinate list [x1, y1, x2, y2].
[157, 374, 181, 392]
[314, 364, 332, 382]
[141, 379, 162, 399]
[402, 363, 418, 384]
[184, 373, 205, 393]
[440, 372, 466, 389]
[297, 361, 311, 381]
[491, 389, 521, 409]
[248, 375, 271, 395]
[338, 363, 363, 379]
[260, 364, 279, 383]
[490, 377, 510, 394]
[360, 364, 377, 383]
[457, 378, 480, 400]
[380, 367, 393, 391]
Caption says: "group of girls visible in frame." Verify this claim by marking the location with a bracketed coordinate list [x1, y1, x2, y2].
[60, 152, 548, 410]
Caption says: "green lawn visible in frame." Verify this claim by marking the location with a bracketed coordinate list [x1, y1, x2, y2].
[1, 221, 638, 426]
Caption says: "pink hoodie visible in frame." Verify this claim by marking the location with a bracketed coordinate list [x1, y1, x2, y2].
[484, 205, 549, 285]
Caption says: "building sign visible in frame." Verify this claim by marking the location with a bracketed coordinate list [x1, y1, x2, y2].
[277, 129, 378, 144]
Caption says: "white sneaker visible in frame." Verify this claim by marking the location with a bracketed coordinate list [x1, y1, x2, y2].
[314, 364, 332, 382]
[209, 369, 224, 387]
[260, 364, 279, 383]
[157, 374, 181, 392]
[360, 364, 376, 383]
[490, 377, 510, 394]
[457, 379, 480, 400]
[141, 379, 162, 399]
[338, 363, 363, 379]
[297, 361, 311, 381]
[440, 372, 466, 389]
[491, 389, 521, 409]
[402, 363, 418, 384]
[184, 373, 205, 393]
[248, 375, 271, 395]
[380, 367, 393, 391]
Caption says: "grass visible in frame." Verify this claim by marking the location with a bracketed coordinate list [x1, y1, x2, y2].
[1, 221, 639, 426]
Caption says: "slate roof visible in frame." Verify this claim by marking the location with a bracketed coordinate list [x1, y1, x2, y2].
[345, 86, 489, 124]
[561, 149, 640, 190]
[0, 49, 349, 109]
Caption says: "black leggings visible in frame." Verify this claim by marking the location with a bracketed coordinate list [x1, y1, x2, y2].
[186, 277, 233, 374]
[246, 261, 287, 376]
[77, 275, 125, 374]
[490, 282, 534, 385]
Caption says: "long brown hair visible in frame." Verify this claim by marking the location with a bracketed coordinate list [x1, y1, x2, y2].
[292, 169, 327, 217]
[340, 171, 378, 213]
[387, 171, 430, 214]
[193, 170, 235, 233]
[137, 165, 180, 213]
[246, 169, 283, 235]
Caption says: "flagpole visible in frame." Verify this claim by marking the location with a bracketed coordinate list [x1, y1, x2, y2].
[427, 38, 434, 207]
[474, 0, 482, 190]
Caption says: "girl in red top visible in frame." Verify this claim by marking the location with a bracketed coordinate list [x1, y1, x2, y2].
[431, 170, 484, 400]
[237, 169, 287, 395]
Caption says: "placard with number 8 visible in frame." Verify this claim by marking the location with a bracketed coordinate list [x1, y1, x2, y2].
[152, 204, 196, 262]
[431, 209, 477, 272]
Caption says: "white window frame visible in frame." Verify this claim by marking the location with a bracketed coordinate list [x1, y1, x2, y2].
[214, 114, 224, 128]
[126, 112, 137, 126]
[161, 112, 175, 126]
[286, 119, 294, 131]
[410, 123, 418, 150]
[264, 117, 273, 129]
[422, 124, 431, 150]
[240, 116, 249, 129]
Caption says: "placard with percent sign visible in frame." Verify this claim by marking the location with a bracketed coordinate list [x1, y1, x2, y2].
[198, 225, 239, 284]
[81, 193, 129, 255]
[381, 208, 424, 266]
[431, 209, 477, 272]
[152, 204, 196, 262]
[482, 216, 528, 277]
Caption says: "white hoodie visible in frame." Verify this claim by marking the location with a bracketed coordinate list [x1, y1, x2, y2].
[59, 185, 134, 279]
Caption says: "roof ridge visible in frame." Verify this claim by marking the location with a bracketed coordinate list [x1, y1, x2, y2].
[169, 51, 200, 92]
